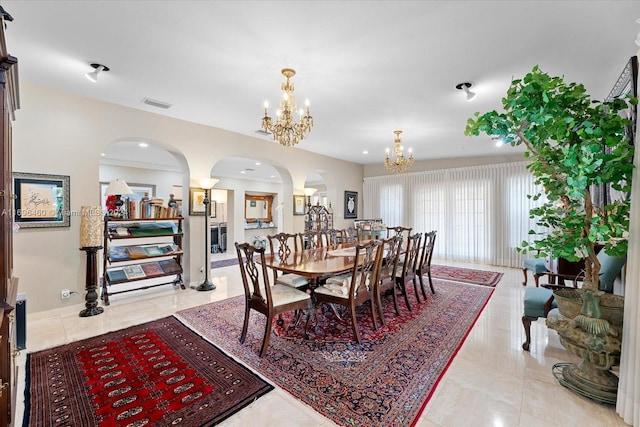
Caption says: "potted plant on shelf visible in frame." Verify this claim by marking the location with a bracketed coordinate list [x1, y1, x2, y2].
[465, 65, 636, 403]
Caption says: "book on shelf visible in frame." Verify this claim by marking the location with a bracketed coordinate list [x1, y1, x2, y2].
[128, 222, 177, 237]
[141, 262, 164, 276]
[107, 269, 128, 283]
[126, 246, 147, 259]
[143, 246, 164, 257]
[108, 246, 130, 262]
[158, 244, 179, 254]
[159, 259, 182, 274]
[123, 264, 146, 279]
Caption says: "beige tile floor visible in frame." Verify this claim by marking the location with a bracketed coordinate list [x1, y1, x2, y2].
[15, 254, 629, 427]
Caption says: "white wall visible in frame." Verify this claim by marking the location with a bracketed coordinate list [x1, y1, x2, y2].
[100, 164, 182, 203]
[13, 82, 364, 313]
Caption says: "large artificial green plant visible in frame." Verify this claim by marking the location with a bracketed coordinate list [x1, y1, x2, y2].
[465, 66, 635, 287]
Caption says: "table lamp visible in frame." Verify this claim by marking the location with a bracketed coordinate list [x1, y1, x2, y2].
[104, 179, 134, 218]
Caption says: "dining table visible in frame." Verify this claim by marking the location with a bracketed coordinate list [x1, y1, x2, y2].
[261, 243, 360, 285]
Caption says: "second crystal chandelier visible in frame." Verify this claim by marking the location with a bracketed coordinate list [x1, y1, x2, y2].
[385, 130, 414, 173]
[261, 68, 314, 147]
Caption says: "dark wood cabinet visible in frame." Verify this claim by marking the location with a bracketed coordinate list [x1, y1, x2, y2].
[0, 12, 19, 426]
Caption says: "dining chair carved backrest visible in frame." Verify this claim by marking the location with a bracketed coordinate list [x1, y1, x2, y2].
[387, 226, 413, 250]
[235, 242, 312, 357]
[374, 235, 403, 325]
[323, 229, 340, 247]
[341, 227, 358, 244]
[267, 233, 309, 288]
[414, 230, 437, 298]
[394, 232, 422, 311]
[313, 239, 383, 343]
[298, 231, 322, 250]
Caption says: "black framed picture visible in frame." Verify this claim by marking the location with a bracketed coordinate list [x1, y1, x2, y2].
[13, 172, 70, 228]
[344, 191, 357, 219]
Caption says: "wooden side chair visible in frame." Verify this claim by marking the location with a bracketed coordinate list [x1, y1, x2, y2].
[324, 229, 340, 247]
[298, 231, 322, 250]
[387, 226, 412, 249]
[394, 233, 422, 310]
[414, 230, 437, 298]
[344, 227, 358, 243]
[235, 242, 312, 357]
[313, 240, 383, 343]
[374, 235, 403, 325]
[267, 233, 309, 288]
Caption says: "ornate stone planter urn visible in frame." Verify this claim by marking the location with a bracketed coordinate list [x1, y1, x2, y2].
[546, 282, 624, 404]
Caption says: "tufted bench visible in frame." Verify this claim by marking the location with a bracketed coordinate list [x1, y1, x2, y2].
[522, 286, 557, 351]
[522, 257, 549, 287]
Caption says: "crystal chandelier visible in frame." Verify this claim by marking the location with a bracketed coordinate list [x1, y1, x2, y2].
[385, 130, 414, 173]
[261, 68, 313, 147]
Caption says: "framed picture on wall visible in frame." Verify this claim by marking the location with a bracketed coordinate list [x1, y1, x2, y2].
[189, 187, 216, 216]
[14, 172, 70, 228]
[189, 187, 206, 215]
[293, 195, 306, 215]
[344, 191, 357, 219]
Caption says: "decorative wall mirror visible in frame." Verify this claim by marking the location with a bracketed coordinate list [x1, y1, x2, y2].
[244, 194, 273, 223]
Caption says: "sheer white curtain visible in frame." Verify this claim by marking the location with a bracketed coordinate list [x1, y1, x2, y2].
[363, 161, 541, 268]
[616, 56, 640, 426]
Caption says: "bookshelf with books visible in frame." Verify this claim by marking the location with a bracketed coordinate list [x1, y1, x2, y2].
[102, 216, 185, 305]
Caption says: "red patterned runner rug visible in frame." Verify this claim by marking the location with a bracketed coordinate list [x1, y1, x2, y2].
[176, 280, 494, 426]
[23, 317, 273, 426]
[430, 264, 504, 287]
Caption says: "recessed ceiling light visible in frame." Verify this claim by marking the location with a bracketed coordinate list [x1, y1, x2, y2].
[255, 162, 261, 166]
[455, 82, 477, 101]
[138, 142, 149, 148]
[240, 171, 246, 174]
[270, 175, 275, 178]
[100, 152, 105, 157]
[85, 63, 109, 83]
[362, 150, 368, 155]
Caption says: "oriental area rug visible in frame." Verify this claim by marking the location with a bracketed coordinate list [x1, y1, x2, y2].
[23, 317, 273, 427]
[211, 257, 240, 269]
[176, 280, 494, 426]
[431, 264, 503, 287]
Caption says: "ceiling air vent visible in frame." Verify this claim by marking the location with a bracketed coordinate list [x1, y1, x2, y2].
[141, 97, 172, 109]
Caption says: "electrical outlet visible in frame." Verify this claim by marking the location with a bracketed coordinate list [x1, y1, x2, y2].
[60, 289, 71, 299]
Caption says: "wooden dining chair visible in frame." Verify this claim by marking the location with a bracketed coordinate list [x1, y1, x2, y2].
[313, 240, 383, 343]
[341, 227, 358, 244]
[267, 233, 309, 289]
[324, 229, 340, 247]
[235, 242, 313, 357]
[387, 226, 413, 249]
[374, 235, 403, 325]
[414, 230, 437, 298]
[298, 231, 322, 250]
[394, 233, 422, 310]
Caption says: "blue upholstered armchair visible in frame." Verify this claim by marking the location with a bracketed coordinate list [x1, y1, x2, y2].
[521, 250, 626, 351]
